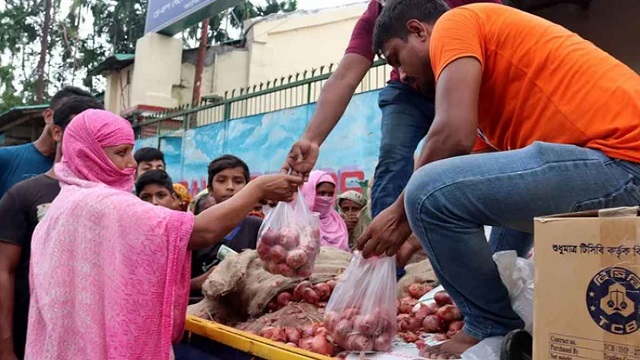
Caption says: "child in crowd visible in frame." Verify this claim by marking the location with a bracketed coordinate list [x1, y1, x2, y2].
[134, 147, 165, 179]
[300, 170, 349, 251]
[135, 170, 181, 210]
[190, 155, 263, 294]
[193, 192, 216, 215]
[172, 183, 192, 212]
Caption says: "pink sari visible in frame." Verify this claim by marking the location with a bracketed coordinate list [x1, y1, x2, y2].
[26, 110, 194, 360]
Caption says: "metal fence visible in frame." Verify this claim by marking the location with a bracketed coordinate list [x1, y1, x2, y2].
[135, 59, 391, 138]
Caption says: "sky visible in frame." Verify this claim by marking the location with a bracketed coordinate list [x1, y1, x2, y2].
[285, 0, 359, 9]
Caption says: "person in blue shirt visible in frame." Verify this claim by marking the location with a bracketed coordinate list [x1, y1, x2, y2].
[0, 86, 94, 198]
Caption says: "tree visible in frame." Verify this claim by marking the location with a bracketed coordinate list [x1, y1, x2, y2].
[35, 0, 52, 102]
[184, 0, 298, 47]
[231, 0, 298, 28]
[0, 0, 42, 111]
[91, 0, 148, 54]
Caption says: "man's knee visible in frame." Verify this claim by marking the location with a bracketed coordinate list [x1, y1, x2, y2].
[405, 163, 463, 221]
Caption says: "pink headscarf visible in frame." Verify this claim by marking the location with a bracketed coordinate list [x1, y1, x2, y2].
[26, 109, 194, 360]
[301, 170, 349, 251]
[60, 109, 136, 191]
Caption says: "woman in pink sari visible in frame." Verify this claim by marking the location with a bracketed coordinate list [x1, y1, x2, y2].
[25, 109, 301, 360]
[300, 170, 349, 251]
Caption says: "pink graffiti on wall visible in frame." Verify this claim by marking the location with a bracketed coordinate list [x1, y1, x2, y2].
[179, 168, 366, 197]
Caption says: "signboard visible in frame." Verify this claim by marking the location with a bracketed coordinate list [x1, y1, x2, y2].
[145, 0, 243, 36]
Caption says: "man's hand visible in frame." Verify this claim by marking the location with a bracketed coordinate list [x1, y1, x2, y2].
[256, 174, 303, 202]
[281, 139, 319, 181]
[357, 199, 412, 258]
[396, 234, 424, 267]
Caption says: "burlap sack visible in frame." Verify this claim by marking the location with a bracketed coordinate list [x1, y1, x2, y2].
[236, 302, 325, 333]
[189, 247, 352, 322]
[397, 258, 439, 299]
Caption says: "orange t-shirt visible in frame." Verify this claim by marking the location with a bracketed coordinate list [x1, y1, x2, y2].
[430, 4, 640, 162]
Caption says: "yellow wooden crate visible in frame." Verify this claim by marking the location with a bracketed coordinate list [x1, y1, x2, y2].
[185, 315, 334, 360]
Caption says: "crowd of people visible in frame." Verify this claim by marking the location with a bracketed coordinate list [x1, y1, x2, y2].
[1, 0, 639, 359]
[0, 91, 371, 359]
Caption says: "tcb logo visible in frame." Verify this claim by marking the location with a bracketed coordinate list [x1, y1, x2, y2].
[587, 267, 640, 335]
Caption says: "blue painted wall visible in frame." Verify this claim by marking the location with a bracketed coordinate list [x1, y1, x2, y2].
[136, 90, 383, 195]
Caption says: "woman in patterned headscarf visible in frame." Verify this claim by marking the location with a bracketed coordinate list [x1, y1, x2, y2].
[172, 183, 193, 212]
[338, 190, 371, 249]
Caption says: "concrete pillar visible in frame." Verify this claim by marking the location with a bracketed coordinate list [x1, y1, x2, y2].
[131, 33, 182, 109]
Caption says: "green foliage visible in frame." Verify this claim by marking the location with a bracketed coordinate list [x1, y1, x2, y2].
[0, 0, 299, 108]
[185, 0, 299, 46]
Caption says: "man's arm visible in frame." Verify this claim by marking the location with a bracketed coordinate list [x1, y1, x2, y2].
[415, 57, 482, 168]
[358, 57, 483, 257]
[302, 54, 372, 145]
[0, 243, 21, 359]
[282, 54, 372, 178]
[397, 56, 483, 214]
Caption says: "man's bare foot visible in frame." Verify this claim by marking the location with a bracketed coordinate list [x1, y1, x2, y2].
[420, 332, 481, 359]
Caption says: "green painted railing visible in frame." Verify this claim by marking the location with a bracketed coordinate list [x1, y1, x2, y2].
[135, 59, 390, 138]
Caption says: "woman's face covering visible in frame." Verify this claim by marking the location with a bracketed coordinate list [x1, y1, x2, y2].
[103, 144, 137, 171]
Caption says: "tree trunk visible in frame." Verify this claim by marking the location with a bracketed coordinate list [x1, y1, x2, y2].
[192, 18, 210, 106]
[35, 0, 53, 103]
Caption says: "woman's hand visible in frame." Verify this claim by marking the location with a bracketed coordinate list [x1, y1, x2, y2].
[255, 174, 303, 202]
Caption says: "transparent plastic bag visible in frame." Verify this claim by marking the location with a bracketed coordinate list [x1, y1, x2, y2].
[256, 194, 320, 277]
[323, 253, 397, 352]
[493, 250, 534, 334]
[460, 336, 504, 360]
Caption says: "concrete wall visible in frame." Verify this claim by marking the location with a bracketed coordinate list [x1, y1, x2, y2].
[240, 3, 366, 92]
[130, 33, 182, 109]
[534, 0, 640, 73]
[212, 49, 250, 95]
[103, 65, 134, 114]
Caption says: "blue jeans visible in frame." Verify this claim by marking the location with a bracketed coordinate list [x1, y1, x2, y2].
[371, 81, 435, 217]
[489, 228, 533, 258]
[404, 142, 640, 339]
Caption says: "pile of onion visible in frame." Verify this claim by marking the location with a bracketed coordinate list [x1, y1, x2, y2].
[257, 323, 337, 356]
[324, 307, 396, 352]
[266, 280, 337, 311]
[397, 284, 465, 342]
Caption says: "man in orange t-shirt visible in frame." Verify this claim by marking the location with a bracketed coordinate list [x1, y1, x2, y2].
[356, 0, 640, 358]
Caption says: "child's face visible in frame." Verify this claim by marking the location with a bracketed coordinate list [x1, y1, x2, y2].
[139, 184, 179, 210]
[210, 167, 247, 204]
[136, 159, 165, 179]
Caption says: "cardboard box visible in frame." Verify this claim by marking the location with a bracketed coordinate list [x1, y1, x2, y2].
[534, 207, 640, 360]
